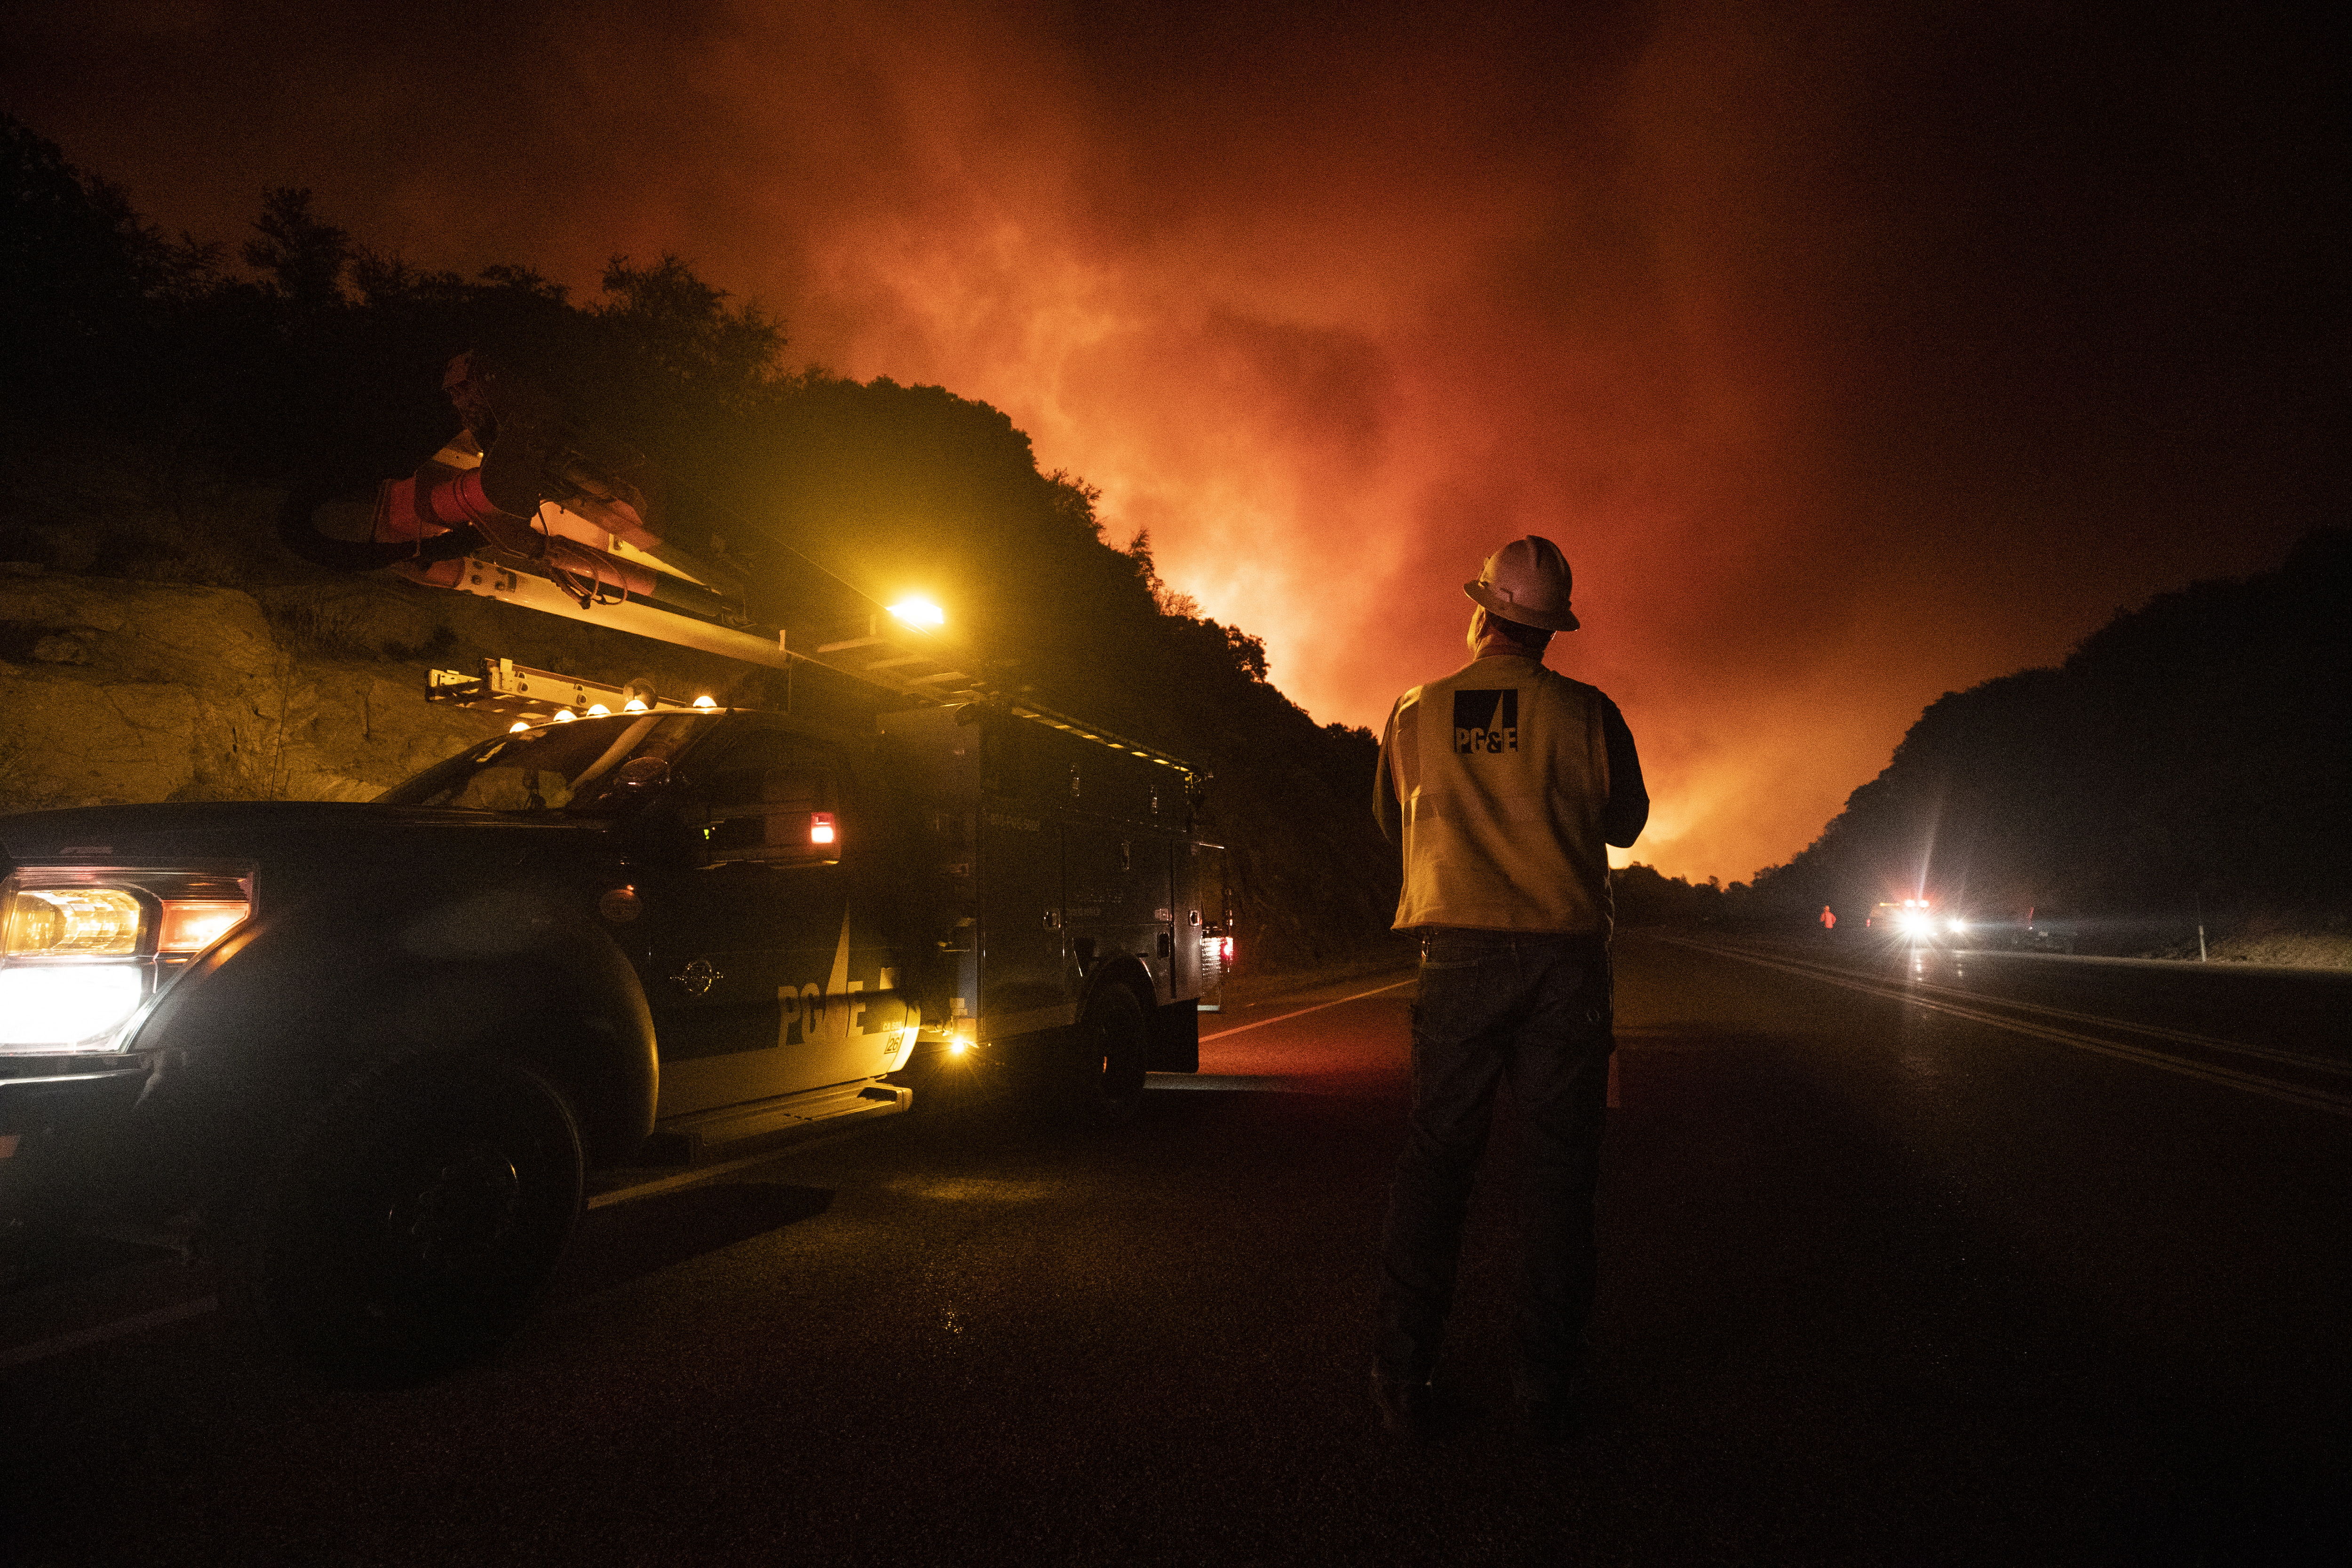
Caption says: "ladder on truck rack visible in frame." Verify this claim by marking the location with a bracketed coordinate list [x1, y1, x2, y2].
[802, 621, 984, 705]
[425, 660, 718, 725]
[424, 648, 1202, 790]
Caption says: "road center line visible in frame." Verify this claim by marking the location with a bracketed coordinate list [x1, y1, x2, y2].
[1200, 978, 1414, 1042]
[1661, 936, 2352, 1120]
[0, 1294, 221, 1370]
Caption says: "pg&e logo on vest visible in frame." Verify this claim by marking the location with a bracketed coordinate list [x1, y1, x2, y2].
[1453, 689, 1519, 754]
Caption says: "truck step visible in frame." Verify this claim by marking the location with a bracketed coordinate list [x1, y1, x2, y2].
[649, 1081, 913, 1165]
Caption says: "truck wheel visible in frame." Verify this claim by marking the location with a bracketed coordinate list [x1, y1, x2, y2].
[1065, 984, 1149, 1130]
[224, 1059, 584, 1385]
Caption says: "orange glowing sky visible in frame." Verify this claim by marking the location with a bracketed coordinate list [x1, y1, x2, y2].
[6, 2, 2340, 882]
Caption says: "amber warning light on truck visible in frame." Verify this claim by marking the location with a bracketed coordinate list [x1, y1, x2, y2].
[810, 812, 837, 846]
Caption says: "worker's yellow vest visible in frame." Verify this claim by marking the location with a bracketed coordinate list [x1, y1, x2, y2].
[1382, 654, 1614, 934]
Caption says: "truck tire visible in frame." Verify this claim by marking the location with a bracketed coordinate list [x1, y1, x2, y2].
[222, 1058, 584, 1385]
[1064, 983, 1149, 1130]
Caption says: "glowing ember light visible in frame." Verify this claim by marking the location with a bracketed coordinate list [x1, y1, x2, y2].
[691, 695, 715, 709]
[553, 709, 576, 723]
[509, 721, 531, 732]
[810, 812, 837, 845]
[586, 703, 611, 716]
[889, 597, 946, 628]
[622, 697, 648, 713]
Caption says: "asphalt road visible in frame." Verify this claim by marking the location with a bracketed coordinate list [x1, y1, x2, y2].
[4, 936, 2347, 1566]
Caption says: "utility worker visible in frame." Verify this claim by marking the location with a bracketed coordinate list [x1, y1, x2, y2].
[1370, 535, 1647, 1442]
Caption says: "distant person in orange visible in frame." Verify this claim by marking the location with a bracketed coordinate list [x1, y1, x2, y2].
[1370, 535, 1647, 1442]
[1820, 905, 1836, 935]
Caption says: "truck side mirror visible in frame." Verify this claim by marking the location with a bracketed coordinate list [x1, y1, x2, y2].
[613, 756, 670, 789]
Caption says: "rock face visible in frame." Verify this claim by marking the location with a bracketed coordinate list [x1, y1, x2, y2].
[0, 573, 504, 813]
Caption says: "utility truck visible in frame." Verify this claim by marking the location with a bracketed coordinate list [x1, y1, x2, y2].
[0, 355, 1226, 1380]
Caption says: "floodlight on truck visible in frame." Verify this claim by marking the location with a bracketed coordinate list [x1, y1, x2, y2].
[889, 597, 946, 628]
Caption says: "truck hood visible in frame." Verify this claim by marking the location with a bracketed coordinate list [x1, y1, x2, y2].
[0, 801, 617, 871]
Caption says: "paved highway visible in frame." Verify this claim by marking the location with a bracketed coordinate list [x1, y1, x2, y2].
[4, 936, 2346, 1565]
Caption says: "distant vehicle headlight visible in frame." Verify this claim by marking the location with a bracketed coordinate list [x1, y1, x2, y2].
[0, 869, 251, 1053]
[1898, 911, 1928, 934]
[1947, 917, 1967, 934]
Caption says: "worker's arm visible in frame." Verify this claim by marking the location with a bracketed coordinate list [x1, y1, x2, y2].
[1600, 698, 1648, 848]
[1374, 701, 1405, 849]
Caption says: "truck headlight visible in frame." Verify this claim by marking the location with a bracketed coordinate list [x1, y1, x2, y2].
[0, 964, 146, 1046]
[0, 869, 251, 1053]
[3, 887, 144, 955]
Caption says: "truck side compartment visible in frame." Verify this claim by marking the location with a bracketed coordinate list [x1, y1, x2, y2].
[877, 705, 1208, 1069]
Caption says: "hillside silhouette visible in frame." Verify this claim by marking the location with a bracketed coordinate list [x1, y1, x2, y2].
[0, 116, 1398, 971]
[1756, 529, 2348, 948]
[1616, 531, 2349, 959]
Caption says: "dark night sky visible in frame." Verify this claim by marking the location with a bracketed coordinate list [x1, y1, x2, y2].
[3, 0, 2341, 881]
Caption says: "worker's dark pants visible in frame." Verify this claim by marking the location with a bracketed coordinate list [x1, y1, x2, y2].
[1375, 930, 1613, 1401]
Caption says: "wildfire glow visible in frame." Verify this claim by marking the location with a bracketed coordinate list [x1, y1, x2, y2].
[19, 4, 2316, 882]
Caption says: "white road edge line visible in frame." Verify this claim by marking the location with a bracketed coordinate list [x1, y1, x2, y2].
[1200, 979, 1414, 1042]
[0, 1294, 220, 1370]
[1697, 938, 2352, 1077]
[1662, 936, 2352, 1119]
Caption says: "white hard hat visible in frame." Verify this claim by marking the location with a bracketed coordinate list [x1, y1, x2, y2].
[1464, 535, 1579, 631]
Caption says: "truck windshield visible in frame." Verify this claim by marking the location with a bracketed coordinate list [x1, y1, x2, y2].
[378, 715, 717, 814]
